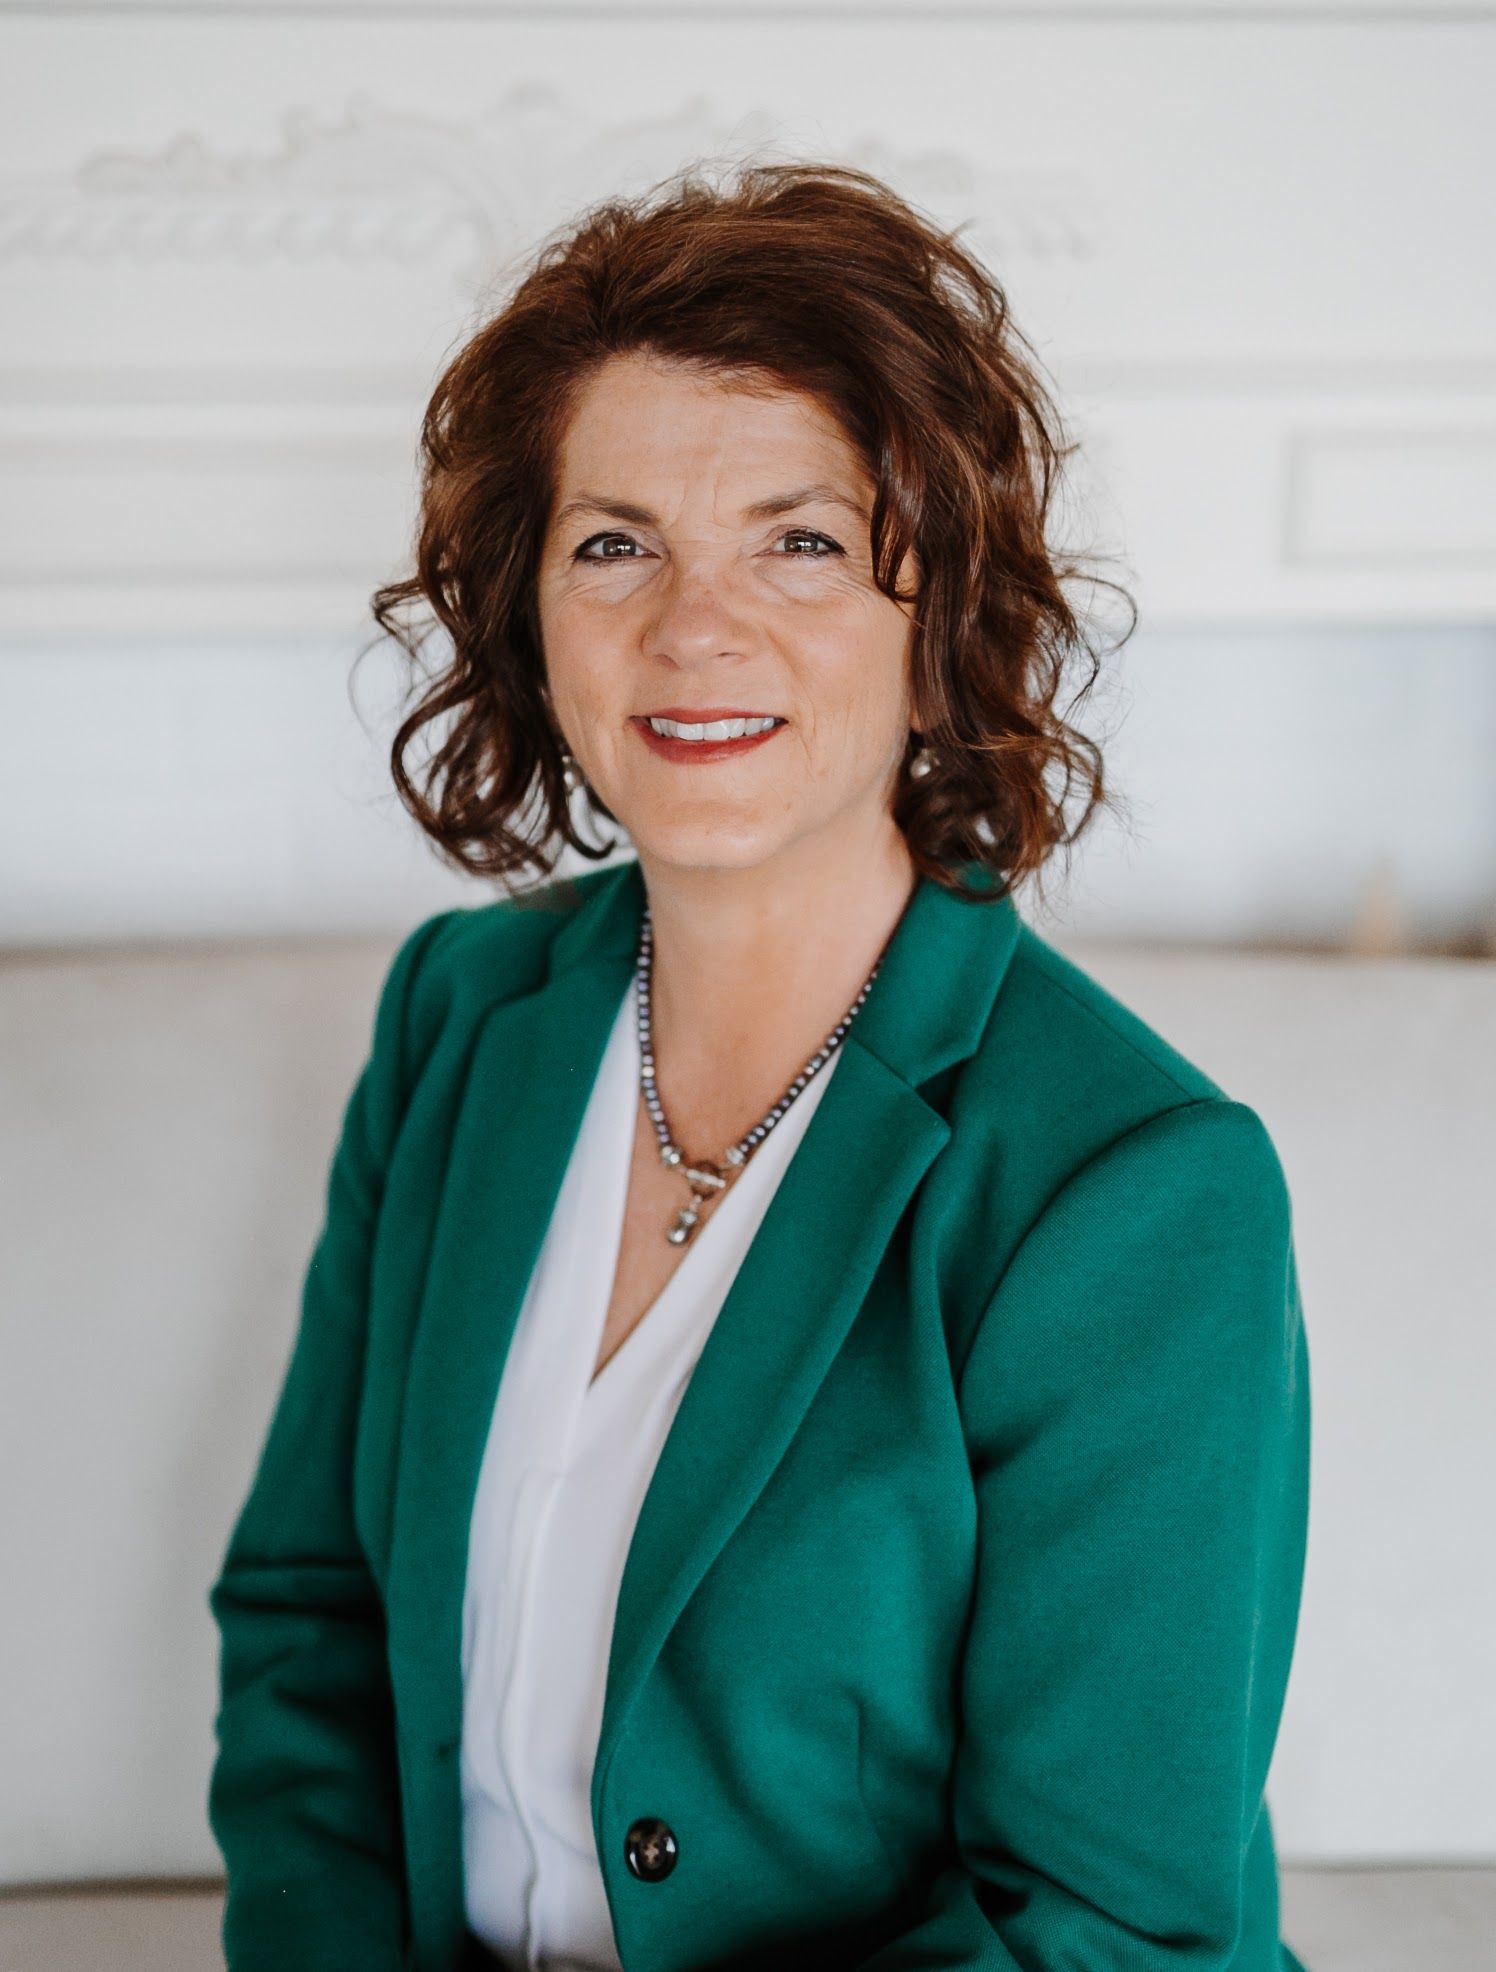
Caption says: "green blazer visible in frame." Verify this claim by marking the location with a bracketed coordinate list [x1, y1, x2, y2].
[207, 854, 1312, 1972]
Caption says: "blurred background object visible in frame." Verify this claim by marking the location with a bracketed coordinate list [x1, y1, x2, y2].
[1, 4, 1492, 1968]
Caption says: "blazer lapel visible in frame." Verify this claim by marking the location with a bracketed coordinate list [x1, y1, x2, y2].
[590, 858, 1023, 1804]
[385, 868, 642, 1674]
[589, 1037, 950, 1807]
[383, 853, 1024, 1899]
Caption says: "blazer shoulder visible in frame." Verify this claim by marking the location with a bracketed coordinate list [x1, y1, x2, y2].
[951, 928, 1298, 1386]
[376, 866, 608, 1083]
[998, 919, 1229, 1109]
[943, 917, 1265, 1310]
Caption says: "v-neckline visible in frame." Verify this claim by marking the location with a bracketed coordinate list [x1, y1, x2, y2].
[583, 973, 711, 1398]
[580, 972, 845, 1401]
[585, 1158, 730, 1397]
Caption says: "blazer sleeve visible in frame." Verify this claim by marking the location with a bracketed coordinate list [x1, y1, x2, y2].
[206, 908, 458, 1971]
[853, 1096, 1312, 1972]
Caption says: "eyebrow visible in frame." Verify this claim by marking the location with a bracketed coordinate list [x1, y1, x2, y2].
[553, 483, 870, 530]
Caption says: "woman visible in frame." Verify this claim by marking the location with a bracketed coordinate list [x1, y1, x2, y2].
[207, 162, 1312, 1972]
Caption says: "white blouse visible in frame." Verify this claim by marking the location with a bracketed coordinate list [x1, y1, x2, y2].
[459, 969, 843, 1972]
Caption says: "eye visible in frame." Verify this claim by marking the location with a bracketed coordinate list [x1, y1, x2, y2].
[572, 527, 845, 562]
[775, 528, 843, 557]
[574, 532, 646, 561]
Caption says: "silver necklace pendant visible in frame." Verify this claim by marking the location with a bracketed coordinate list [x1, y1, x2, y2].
[666, 1161, 730, 1247]
[635, 895, 888, 1246]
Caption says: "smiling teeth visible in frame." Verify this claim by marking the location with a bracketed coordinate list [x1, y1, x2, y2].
[646, 715, 780, 741]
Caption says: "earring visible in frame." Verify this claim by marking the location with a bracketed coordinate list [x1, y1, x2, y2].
[909, 738, 935, 779]
[560, 748, 581, 793]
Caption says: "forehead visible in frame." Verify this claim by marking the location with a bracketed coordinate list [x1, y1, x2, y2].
[554, 352, 867, 488]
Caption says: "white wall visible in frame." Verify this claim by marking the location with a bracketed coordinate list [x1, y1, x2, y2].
[3, 623, 1493, 950]
[1, 5, 1494, 952]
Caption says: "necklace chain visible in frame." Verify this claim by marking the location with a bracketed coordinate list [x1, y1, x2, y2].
[635, 902, 886, 1246]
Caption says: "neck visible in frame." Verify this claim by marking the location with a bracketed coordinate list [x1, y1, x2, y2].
[635, 821, 919, 1152]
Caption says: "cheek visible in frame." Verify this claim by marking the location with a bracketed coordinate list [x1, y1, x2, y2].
[542, 606, 613, 708]
[798, 615, 912, 743]
[539, 570, 604, 649]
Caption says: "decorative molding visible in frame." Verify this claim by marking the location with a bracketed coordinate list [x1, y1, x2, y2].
[0, 427, 414, 586]
[0, 83, 1106, 635]
[1284, 428, 1496, 567]
[1063, 357, 1496, 400]
[4, 3, 1493, 20]
[0, 367, 424, 409]
[1, 68, 1493, 631]
[0, 90, 1101, 283]
[6, 357, 1496, 418]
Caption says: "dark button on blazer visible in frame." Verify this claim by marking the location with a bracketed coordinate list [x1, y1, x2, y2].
[207, 854, 1312, 1972]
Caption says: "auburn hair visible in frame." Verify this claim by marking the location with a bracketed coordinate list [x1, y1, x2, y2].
[367, 157, 1135, 906]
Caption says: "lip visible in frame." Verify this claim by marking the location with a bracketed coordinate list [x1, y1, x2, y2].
[636, 706, 784, 722]
[630, 710, 787, 765]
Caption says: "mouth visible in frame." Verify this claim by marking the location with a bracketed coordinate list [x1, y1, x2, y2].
[630, 708, 788, 763]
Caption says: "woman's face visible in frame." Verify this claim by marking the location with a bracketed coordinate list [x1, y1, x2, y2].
[536, 351, 920, 877]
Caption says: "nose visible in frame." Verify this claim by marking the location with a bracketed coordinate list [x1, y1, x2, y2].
[642, 558, 758, 668]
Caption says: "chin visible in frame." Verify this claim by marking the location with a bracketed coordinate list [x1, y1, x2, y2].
[623, 815, 791, 875]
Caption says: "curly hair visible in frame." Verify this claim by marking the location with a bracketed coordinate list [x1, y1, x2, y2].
[367, 157, 1135, 906]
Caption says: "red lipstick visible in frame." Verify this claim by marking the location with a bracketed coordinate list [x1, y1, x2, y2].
[630, 709, 787, 766]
